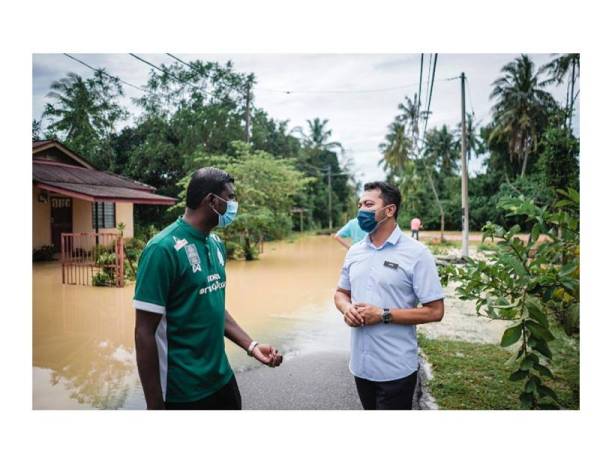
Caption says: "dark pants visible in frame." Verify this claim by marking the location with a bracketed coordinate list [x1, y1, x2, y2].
[165, 375, 242, 410]
[411, 230, 419, 240]
[354, 371, 418, 410]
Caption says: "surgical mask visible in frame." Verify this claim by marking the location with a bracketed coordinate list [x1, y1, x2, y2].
[357, 205, 392, 233]
[211, 194, 238, 228]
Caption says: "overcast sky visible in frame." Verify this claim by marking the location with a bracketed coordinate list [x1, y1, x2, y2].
[32, 53, 579, 184]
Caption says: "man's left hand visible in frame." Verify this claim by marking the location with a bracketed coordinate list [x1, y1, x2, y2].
[252, 344, 283, 367]
[355, 303, 383, 326]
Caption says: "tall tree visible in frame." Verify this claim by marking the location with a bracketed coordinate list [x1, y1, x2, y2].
[32, 119, 42, 141]
[542, 53, 580, 130]
[423, 125, 461, 177]
[489, 54, 556, 178]
[455, 113, 483, 161]
[378, 121, 412, 177]
[294, 118, 342, 152]
[42, 71, 127, 168]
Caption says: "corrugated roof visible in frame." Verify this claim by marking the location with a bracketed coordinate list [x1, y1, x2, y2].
[32, 140, 177, 205]
[33, 160, 156, 192]
[36, 181, 177, 205]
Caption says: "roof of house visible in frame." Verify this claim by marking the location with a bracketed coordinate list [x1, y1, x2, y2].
[32, 141, 177, 205]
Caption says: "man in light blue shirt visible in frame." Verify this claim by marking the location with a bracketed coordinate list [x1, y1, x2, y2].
[334, 181, 444, 410]
[332, 218, 368, 249]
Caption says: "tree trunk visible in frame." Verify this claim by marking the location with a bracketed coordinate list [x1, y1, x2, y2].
[568, 62, 576, 131]
[425, 166, 445, 242]
[520, 148, 529, 178]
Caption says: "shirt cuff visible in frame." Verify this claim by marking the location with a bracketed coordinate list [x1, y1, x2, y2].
[337, 278, 351, 291]
[133, 299, 166, 314]
[418, 294, 444, 304]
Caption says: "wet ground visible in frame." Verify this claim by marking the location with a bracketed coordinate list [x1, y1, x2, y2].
[32, 233, 505, 409]
[32, 234, 351, 409]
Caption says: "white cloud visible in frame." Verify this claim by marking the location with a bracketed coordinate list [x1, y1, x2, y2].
[33, 53, 579, 184]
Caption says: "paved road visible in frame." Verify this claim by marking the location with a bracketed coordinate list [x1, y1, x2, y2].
[236, 351, 431, 410]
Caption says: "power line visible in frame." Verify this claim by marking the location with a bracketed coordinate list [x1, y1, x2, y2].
[129, 53, 191, 86]
[63, 53, 149, 92]
[465, 75, 476, 118]
[420, 53, 438, 145]
[414, 53, 425, 150]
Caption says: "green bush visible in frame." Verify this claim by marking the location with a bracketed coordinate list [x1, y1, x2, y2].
[33, 245, 56, 262]
[92, 269, 113, 286]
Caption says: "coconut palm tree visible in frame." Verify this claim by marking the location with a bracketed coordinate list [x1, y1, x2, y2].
[378, 121, 412, 176]
[489, 54, 556, 177]
[293, 118, 343, 152]
[42, 71, 126, 167]
[424, 125, 461, 176]
[542, 53, 580, 130]
[396, 93, 430, 151]
[455, 113, 483, 161]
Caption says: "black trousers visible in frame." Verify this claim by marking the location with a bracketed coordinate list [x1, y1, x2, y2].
[354, 371, 418, 410]
[165, 375, 242, 410]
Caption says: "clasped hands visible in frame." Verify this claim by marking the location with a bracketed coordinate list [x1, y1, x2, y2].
[342, 303, 384, 327]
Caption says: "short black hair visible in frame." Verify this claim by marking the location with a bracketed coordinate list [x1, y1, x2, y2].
[363, 181, 402, 218]
[186, 167, 235, 209]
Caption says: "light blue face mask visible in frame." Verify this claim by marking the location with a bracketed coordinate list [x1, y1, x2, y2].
[211, 194, 238, 228]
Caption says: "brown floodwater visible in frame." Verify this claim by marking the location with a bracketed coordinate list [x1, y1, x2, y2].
[32, 234, 351, 409]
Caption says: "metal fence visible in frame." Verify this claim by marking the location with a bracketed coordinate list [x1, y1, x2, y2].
[60, 232, 124, 287]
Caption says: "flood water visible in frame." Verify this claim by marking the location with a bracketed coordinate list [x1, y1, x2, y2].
[32, 234, 350, 409]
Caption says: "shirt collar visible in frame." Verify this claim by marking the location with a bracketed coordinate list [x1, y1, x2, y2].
[177, 216, 209, 241]
[366, 224, 402, 250]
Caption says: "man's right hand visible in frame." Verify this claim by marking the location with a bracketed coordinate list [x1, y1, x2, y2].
[343, 303, 364, 327]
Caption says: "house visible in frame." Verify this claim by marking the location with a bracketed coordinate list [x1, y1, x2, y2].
[32, 140, 177, 251]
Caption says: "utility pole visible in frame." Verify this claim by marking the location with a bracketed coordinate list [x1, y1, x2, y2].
[460, 72, 469, 258]
[244, 75, 253, 143]
[327, 165, 332, 230]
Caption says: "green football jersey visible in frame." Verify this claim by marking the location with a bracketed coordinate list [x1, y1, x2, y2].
[134, 217, 233, 403]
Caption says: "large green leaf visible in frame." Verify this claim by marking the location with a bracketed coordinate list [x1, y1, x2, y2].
[525, 301, 549, 328]
[501, 322, 523, 347]
[526, 320, 555, 342]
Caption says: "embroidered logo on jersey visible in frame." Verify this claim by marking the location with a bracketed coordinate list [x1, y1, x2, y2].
[184, 244, 202, 273]
[173, 236, 188, 251]
[216, 248, 224, 266]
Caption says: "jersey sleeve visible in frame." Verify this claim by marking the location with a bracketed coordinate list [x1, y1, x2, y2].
[133, 243, 177, 314]
[412, 248, 444, 304]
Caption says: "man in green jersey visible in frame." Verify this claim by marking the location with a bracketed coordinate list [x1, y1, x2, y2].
[134, 167, 283, 410]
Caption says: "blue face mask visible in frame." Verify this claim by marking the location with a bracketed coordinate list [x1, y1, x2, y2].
[212, 195, 238, 228]
[357, 205, 392, 233]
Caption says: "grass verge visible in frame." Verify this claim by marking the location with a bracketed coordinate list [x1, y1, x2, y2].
[418, 330, 579, 409]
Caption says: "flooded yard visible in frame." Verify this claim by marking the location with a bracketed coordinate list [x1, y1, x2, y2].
[33, 234, 351, 409]
[33, 232, 508, 409]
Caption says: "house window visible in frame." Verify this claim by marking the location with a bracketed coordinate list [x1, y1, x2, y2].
[92, 202, 116, 229]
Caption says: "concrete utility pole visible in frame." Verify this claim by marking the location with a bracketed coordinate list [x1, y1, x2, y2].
[460, 72, 470, 258]
[327, 165, 333, 230]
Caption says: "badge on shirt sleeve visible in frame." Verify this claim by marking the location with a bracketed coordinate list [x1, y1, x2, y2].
[383, 260, 399, 270]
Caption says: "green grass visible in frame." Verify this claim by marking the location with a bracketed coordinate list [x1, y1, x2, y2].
[478, 241, 499, 252]
[426, 239, 461, 255]
[418, 330, 579, 410]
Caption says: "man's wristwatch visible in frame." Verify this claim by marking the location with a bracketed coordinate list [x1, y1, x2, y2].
[381, 308, 392, 324]
[247, 340, 259, 356]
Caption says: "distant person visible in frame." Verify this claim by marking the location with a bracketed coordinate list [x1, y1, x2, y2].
[134, 167, 283, 410]
[334, 181, 444, 410]
[410, 217, 422, 240]
[332, 218, 368, 250]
